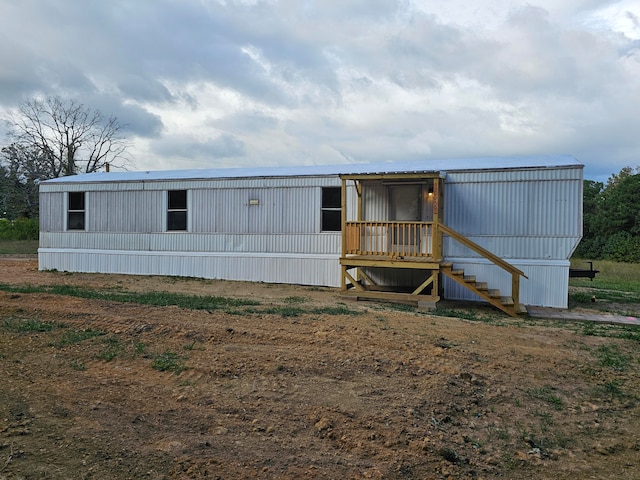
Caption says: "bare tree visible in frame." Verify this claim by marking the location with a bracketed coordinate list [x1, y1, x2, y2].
[5, 96, 130, 178]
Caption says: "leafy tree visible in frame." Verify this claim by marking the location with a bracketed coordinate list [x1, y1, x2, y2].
[575, 167, 640, 262]
[582, 179, 604, 239]
[599, 173, 640, 236]
[4, 96, 130, 178]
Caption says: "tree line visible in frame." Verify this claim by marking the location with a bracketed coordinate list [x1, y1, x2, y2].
[574, 166, 640, 263]
[1, 95, 129, 219]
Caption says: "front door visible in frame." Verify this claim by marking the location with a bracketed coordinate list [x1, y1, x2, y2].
[389, 185, 421, 254]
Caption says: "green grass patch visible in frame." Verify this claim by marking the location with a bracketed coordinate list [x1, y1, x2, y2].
[569, 290, 640, 305]
[257, 304, 360, 317]
[0, 284, 361, 317]
[2, 317, 59, 333]
[70, 359, 87, 371]
[581, 322, 640, 342]
[151, 351, 186, 374]
[0, 283, 259, 311]
[51, 329, 105, 347]
[570, 259, 640, 292]
[284, 296, 307, 304]
[98, 335, 122, 361]
[433, 308, 481, 321]
[594, 344, 632, 371]
[596, 380, 626, 400]
[526, 386, 565, 410]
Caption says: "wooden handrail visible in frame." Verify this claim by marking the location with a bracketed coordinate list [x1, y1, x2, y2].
[438, 223, 527, 279]
[344, 221, 434, 257]
[438, 222, 527, 312]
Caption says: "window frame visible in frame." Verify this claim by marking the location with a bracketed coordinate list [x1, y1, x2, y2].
[67, 191, 86, 231]
[167, 190, 188, 231]
[321, 186, 342, 232]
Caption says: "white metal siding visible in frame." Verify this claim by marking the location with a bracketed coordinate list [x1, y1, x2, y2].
[444, 167, 582, 260]
[190, 187, 319, 234]
[39, 175, 344, 193]
[40, 232, 342, 254]
[38, 249, 342, 287]
[88, 190, 164, 232]
[362, 183, 389, 221]
[39, 192, 64, 232]
[441, 258, 571, 308]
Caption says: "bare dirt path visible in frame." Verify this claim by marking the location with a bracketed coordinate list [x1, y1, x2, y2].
[1, 257, 640, 479]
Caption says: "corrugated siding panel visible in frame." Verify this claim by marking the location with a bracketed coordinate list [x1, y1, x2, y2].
[362, 183, 389, 221]
[42, 178, 351, 236]
[39, 192, 64, 232]
[445, 166, 582, 183]
[41, 175, 343, 193]
[191, 187, 319, 234]
[40, 232, 342, 254]
[88, 191, 164, 232]
[444, 168, 582, 260]
[443, 236, 581, 260]
[38, 250, 342, 287]
[441, 258, 570, 308]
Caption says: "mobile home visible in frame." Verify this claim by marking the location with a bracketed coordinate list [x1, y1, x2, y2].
[39, 155, 583, 314]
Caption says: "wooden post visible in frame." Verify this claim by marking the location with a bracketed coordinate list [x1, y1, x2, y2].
[512, 273, 520, 312]
[341, 178, 347, 290]
[341, 178, 347, 257]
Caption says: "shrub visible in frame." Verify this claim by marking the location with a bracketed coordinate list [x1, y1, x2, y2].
[0, 217, 39, 240]
[602, 232, 640, 263]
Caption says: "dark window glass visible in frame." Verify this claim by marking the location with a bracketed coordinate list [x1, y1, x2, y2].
[321, 187, 341, 232]
[68, 212, 85, 230]
[322, 210, 341, 232]
[68, 192, 85, 211]
[167, 190, 188, 231]
[68, 192, 85, 230]
[168, 190, 187, 210]
[168, 211, 187, 231]
[322, 187, 341, 208]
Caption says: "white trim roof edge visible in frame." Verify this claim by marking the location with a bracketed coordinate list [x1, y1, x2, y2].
[42, 154, 583, 184]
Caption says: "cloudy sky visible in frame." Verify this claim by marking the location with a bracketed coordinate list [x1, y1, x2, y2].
[0, 0, 638, 181]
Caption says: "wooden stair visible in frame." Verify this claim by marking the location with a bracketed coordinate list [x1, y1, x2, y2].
[440, 262, 527, 317]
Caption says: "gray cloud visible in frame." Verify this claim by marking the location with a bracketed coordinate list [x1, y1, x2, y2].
[152, 133, 246, 160]
[0, 0, 638, 182]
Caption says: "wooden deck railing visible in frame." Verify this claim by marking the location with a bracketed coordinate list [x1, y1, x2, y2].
[344, 221, 436, 257]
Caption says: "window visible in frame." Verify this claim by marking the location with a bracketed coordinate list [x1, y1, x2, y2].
[67, 192, 85, 230]
[321, 187, 341, 232]
[167, 190, 188, 231]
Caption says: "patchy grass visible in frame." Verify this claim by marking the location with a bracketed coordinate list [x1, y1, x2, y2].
[0, 283, 362, 318]
[0, 240, 39, 255]
[284, 296, 307, 304]
[525, 386, 565, 411]
[0, 283, 259, 311]
[568, 260, 640, 316]
[2, 317, 59, 333]
[151, 351, 186, 374]
[594, 344, 632, 371]
[581, 322, 640, 342]
[50, 329, 105, 347]
[570, 259, 640, 292]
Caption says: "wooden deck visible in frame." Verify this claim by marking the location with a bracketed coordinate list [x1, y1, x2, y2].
[340, 254, 441, 270]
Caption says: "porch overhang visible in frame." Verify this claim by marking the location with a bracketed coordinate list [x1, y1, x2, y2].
[339, 171, 444, 182]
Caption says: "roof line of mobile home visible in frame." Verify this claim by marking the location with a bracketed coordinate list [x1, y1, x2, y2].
[41, 154, 582, 184]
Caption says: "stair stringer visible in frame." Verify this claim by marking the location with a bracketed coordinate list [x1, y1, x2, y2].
[440, 263, 523, 317]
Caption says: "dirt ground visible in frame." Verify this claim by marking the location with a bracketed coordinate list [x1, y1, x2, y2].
[1, 257, 640, 480]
